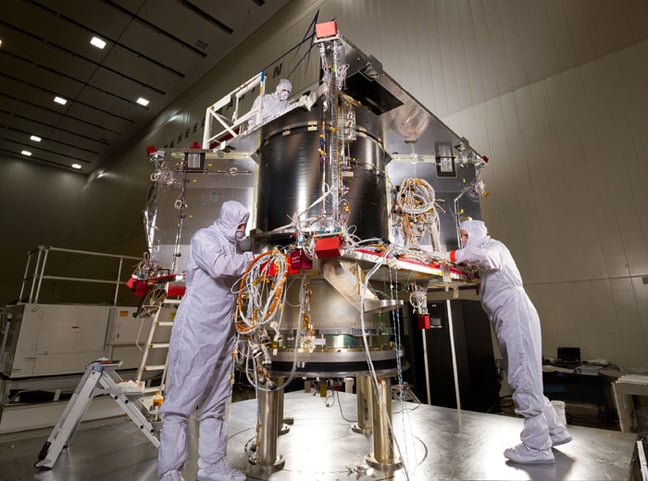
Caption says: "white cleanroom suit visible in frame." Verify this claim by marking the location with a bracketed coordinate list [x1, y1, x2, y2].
[158, 200, 253, 481]
[447, 220, 571, 464]
[248, 78, 292, 128]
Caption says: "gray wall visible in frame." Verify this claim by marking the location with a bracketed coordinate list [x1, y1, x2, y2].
[2, 0, 648, 369]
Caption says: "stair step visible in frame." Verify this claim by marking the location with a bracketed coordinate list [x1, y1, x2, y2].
[143, 365, 166, 371]
[143, 386, 165, 394]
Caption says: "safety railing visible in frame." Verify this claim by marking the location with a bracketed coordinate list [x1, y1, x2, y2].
[18, 246, 141, 305]
[202, 71, 266, 150]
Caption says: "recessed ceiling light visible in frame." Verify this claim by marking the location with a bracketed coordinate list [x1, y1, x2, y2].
[71, 163, 82, 170]
[54, 96, 67, 105]
[90, 36, 106, 49]
[136, 97, 150, 107]
[21, 150, 32, 156]
[30, 135, 42, 142]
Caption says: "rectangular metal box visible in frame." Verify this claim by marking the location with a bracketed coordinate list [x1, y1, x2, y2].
[0, 303, 173, 378]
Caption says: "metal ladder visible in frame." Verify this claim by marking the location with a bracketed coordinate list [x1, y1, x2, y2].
[35, 361, 159, 470]
[134, 287, 175, 394]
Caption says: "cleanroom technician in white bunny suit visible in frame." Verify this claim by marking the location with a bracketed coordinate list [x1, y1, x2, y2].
[248, 78, 292, 128]
[442, 219, 571, 465]
[158, 200, 253, 481]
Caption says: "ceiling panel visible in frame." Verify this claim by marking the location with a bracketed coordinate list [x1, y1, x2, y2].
[0, 56, 86, 100]
[0, 26, 99, 85]
[0, 134, 34, 153]
[64, 103, 128, 135]
[100, 43, 181, 92]
[0, 112, 51, 141]
[74, 88, 137, 124]
[47, 129, 108, 153]
[34, 0, 140, 40]
[0, 94, 66, 127]
[8, 139, 94, 165]
[86, 66, 163, 107]
[0, 76, 34, 103]
[56, 115, 122, 143]
[134, 1, 234, 53]
[0, 135, 99, 164]
[0, 140, 86, 170]
[116, 20, 215, 74]
[0, 0, 290, 173]
[2, 1, 112, 65]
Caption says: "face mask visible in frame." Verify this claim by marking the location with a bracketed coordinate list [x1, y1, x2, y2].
[278, 90, 290, 101]
[235, 230, 245, 241]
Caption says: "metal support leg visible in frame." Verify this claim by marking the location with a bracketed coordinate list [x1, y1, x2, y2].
[276, 378, 290, 435]
[251, 384, 285, 470]
[366, 377, 402, 471]
[352, 375, 372, 435]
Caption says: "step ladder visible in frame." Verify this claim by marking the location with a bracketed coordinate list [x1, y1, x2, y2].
[134, 286, 175, 393]
[35, 360, 159, 470]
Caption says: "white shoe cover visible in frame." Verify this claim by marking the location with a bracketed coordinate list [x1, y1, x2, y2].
[160, 470, 184, 481]
[504, 443, 555, 464]
[196, 459, 246, 481]
[550, 429, 572, 446]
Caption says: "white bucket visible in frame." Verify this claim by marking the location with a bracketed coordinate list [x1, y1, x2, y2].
[551, 400, 567, 425]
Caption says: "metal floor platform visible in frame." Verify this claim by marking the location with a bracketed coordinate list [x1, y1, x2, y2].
[0, 391, 638, 481]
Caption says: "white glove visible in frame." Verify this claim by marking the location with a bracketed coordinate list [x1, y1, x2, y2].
[297, 94, 314, 111]
[298, 83, 326, 111]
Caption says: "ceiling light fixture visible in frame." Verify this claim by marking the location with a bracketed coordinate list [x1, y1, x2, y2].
[71, 163, 82, 170]
[30, 135, 42, 142]
[136, 97, 150, 107]
[21, 150, 32, 156]
[90, 36, 106, 49]
[54, 96, 67, 105]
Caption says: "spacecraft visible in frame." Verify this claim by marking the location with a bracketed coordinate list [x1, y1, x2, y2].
[140, 21, 488, 472]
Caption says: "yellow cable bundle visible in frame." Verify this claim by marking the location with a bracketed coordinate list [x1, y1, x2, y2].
[235, 249, 289, 335]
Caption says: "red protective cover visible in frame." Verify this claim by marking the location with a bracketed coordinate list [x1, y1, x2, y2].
[417, 314, 431, 330]
[315, 21, 338, 39]
[129, 279, 148, 297]
[167, 284, 186, 297]
[289, 249, 314, 274]
[314, 236, 343, 258]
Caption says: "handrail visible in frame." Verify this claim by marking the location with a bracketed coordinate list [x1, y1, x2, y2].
[19, 246, 141, 305]
[202, 71, 265, 150]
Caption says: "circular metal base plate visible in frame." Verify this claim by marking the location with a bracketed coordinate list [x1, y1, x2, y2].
[365, 453, 403, 472]
[249, 454, 285, 471]
[351, 423, 372, 435]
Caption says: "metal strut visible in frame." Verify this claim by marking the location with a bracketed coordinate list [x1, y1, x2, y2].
[34, 361, 159, 470]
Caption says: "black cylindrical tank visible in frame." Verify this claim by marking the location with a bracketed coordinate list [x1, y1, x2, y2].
[256, 106, 388, 240]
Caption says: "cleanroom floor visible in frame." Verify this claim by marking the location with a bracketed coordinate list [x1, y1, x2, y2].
[0, 391, 638, 481]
